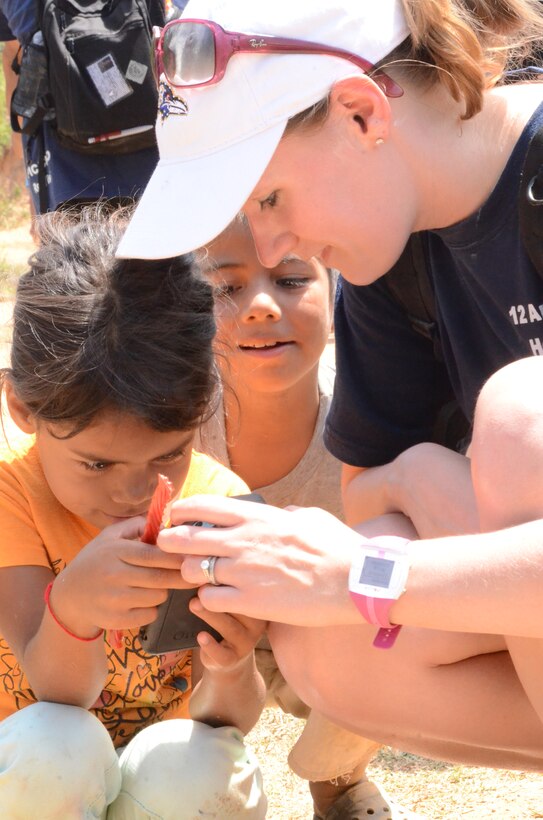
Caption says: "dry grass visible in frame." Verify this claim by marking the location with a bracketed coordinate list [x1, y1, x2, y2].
[0, 178, 29, 233]
[1, 210, 542, 819]
[0, 178, 33, 300]
[0, 163, 34, 357]
[247, 709, 543, 819]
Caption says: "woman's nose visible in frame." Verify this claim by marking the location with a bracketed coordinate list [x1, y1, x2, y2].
[249, 220, 297, 269]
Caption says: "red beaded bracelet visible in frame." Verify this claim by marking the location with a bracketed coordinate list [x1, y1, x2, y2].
[44, 581, 104, 642]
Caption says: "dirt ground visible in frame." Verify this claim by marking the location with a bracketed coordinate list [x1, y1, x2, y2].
[1, 217, 542, 819]
[247, 709, 543, 819]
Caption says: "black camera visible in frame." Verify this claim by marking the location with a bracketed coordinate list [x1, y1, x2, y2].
[139, 493, 265, 653]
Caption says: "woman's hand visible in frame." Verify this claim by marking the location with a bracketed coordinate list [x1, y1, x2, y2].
[157, 496, 365, 626]
[190, 598, 267, 673]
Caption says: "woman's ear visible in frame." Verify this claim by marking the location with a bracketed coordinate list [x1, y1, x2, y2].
[329, 75, 391, 146]
[4, 380, 37, 434]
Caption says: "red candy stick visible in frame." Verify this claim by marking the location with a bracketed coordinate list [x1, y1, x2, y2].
[141, 474, 173, 545]
[109, 474, 173, 648]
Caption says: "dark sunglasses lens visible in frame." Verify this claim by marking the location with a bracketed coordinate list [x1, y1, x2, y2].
[162, 22, 215, 86]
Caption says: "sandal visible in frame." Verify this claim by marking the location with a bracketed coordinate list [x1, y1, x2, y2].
[313, 779, 425, 820]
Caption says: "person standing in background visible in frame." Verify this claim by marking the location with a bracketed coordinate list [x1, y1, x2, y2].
[0, 0, 160, 214]
[0, 19, 25, 195]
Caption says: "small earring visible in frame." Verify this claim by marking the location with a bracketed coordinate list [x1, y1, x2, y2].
[375, 138, 385, 146]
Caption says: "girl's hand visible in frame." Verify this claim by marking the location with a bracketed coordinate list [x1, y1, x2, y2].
[190, 597, 267, 674]
[51, 517, 195, 637]
[158, 496, 365, 626]
[188, 602, 267, 734]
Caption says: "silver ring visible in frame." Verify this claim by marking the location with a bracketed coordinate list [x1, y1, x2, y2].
[200, 555, 220, 586]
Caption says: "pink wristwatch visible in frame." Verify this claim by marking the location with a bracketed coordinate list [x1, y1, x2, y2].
[348, 536, 411, 649]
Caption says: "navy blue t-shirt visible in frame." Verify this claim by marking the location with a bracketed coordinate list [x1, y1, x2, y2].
[0, 0, 34, 43]
[0, 9, 13, 40]
[1, 0, 159, 211]
[325, 99, 543, 468]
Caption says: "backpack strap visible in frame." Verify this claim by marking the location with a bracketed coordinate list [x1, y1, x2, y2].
[383, 232, 470, 449]
[9, 32, 53, 138]
[35, 127, 49, 214]
[519, 121, 543, 277]
[384, 232, 442, 358]
[10, 91, 49, 137]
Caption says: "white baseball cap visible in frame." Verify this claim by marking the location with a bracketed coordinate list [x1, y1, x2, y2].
[117, 0, 409, 259]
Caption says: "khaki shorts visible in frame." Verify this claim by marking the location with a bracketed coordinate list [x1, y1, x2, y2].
[256, 638, 380, 781]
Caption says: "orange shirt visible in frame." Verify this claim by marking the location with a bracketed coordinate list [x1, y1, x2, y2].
[0, 435, 247, 746]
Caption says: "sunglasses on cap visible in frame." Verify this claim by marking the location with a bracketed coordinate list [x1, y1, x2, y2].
[154, 18, 404, 98]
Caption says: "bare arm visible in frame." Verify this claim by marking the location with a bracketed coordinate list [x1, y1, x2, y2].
[341, 462, 395, 525]
[0, 517, 191, 708]
[392, 519, 543, 638]
[190, 649, 266, 734]
[0, 566, 107, 708]
[188, 603, 266, 734]
[342, 443, 479, 537]
[158, 496, 543, 638]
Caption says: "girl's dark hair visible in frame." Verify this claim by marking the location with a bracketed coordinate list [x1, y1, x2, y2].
[2, 205, 218, 436]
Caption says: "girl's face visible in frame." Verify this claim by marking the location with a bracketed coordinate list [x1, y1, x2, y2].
[243, 95, 415, 285]
[33, 411, 194, 530]
[203, 220, 332, 394]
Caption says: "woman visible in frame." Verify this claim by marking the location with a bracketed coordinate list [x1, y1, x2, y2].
[119, 0, 543, 770]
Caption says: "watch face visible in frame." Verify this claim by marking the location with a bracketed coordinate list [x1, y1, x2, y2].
[349, 547, 410, 600]
[359, 556, 395, 588]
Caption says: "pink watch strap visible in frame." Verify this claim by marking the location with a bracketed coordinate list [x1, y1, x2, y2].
[349, 592, 402, 648]
[361, 594, 397, 628]
[372, 624, 402, 649]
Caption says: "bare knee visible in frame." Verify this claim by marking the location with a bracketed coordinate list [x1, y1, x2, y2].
[471, 357, 543, 530]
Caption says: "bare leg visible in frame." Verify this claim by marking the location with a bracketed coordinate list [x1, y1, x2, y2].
[471, 357, 543, 725]
[269, 620, 543, 770]
[308, 513, 418, 815]
[309, 759, 379, 817]
[270, 359, 543, 769]
[257, 639, 389, 816]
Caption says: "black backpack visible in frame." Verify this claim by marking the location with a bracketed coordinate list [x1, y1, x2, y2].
[11, 0, 165, 156]
[382, 123, 543, 448]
